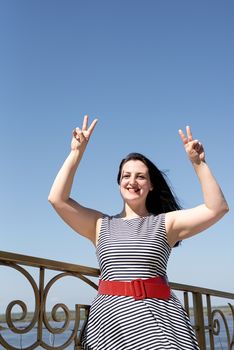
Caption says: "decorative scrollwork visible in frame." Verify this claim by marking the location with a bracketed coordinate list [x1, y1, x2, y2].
[41, 272, 93, 349]
[50, 303, 71, 334]
[6, 300, 32, 334]
[0, 259, 97, 350]
[0, 262, 39, 349]
[211, 303, 234, 350]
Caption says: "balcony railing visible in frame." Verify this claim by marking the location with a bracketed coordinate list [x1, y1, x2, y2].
[0, 250, 233, 350]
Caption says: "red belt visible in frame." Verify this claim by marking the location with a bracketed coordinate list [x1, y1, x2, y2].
[98, 276, 170, 301]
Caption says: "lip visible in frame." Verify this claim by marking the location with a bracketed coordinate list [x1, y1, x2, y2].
[127, 188, 140, 193]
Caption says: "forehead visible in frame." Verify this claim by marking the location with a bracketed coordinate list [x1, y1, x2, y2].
[122, 160, 149, 173]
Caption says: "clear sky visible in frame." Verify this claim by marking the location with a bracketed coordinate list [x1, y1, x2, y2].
[0, 0, 233, 312]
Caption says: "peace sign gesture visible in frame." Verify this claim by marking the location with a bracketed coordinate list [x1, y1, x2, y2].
[71, 115, 98, 151]
[179, 126, 205, 164]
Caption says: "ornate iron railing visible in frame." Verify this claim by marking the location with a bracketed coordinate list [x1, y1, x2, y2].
[0, 250, 233, 350]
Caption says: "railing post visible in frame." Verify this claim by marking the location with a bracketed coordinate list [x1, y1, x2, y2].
[193, 292, 206, 350]
[38, 267, 45, 344]
[206, 294, 215, 350]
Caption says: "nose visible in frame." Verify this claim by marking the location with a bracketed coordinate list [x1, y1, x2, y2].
[129, 176, 137, 186]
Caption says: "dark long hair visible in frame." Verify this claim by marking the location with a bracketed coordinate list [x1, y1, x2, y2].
[117, 153, 182, 246]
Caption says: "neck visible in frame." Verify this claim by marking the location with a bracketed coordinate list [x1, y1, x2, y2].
[120, 204, 149, 219]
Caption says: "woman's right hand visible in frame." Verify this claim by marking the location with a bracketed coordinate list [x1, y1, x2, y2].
[71, 115, 98, 151]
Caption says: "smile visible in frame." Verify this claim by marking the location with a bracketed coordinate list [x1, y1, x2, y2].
[127, 188, 140, 193]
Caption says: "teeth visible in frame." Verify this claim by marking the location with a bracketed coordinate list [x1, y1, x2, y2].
[128, 188, 139, 192]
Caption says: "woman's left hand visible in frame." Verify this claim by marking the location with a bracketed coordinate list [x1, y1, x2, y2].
[179, 126, 205, 164]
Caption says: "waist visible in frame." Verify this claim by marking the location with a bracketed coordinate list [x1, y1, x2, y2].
[98, 276, 171, 301]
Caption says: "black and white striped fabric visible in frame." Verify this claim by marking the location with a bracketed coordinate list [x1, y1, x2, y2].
[81, 214, 200, 350]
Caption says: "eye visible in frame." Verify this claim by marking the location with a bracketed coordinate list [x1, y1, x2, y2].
[137, 175, 145, 179]
[122, 174, 130, 179]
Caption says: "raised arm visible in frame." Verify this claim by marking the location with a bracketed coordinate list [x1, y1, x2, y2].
[166, 126, 229, 247]
[48, 115, 103, 245]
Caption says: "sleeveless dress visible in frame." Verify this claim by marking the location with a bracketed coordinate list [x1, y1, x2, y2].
[81, 214, 200, 350]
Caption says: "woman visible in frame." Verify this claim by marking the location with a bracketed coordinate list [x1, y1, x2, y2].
[48, 115, 228, 349]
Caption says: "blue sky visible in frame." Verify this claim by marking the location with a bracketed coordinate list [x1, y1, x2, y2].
[0, 0, 233, 312]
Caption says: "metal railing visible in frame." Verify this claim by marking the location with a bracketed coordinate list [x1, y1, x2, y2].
[0, 250, 233, 350]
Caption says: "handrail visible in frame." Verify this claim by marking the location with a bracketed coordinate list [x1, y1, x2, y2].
[0, 250, 99, 276]
[0, 250, 233, 350]
[171, 281, 234, 300]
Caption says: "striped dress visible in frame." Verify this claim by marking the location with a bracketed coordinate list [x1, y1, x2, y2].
[81, 213, 200, 350]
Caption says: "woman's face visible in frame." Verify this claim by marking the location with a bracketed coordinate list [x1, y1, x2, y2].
[119, 160, 153, 204]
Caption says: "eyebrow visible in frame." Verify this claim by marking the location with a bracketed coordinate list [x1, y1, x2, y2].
[122, 171, 147, 175]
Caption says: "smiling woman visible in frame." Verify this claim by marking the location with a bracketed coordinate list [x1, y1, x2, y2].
[48, 115, 228, 350]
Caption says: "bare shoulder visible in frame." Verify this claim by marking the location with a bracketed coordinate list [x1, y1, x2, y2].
[50, 198, 104, 243]
[164, 211, 179, 247]
[164, 211, 177, 231]
[95, 216, 105, 247]
[165, 204, 228, 245]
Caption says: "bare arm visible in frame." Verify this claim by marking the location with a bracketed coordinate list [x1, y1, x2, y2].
[48, 115, 103, 244]
[166, 126, 229, 247]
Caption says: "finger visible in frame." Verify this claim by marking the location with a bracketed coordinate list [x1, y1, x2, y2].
[178, 129, 188, 145]
[186, 125, 193, 142]
[194, 141, 203, 152]
[73, 128, 85, 141]
[73, 127, 80, 137]
[82, 115, 89, 130]
[88, 118, 98, 135]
